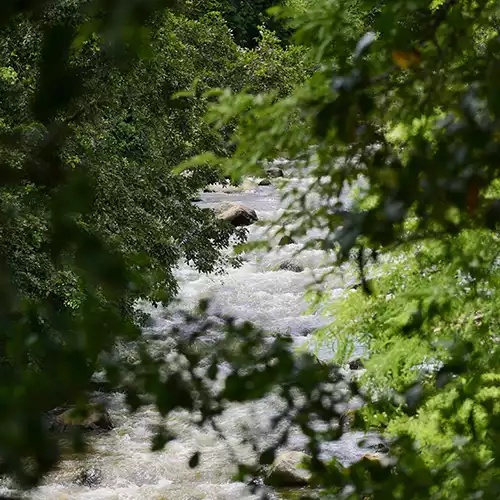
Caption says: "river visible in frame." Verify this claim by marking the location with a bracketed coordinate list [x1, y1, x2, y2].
[17, 163, 378, 500]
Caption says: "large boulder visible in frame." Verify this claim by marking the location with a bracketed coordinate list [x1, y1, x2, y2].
[73, 467, 103, 487]
[47, 404, 114, 433]
[265, 451, 311, 487]
[216, 202, 258, 227]
[359, 453, 383, 465]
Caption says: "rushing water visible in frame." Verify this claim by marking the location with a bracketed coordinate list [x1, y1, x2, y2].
[14, 167, 379, 500]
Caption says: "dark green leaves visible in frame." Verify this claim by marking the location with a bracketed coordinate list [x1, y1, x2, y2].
[0, 0, 256, 487]
[34, 22, 80, 124]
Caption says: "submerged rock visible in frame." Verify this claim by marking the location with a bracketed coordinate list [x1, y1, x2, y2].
[348, 358, 364, 370]
[48, 404, 113, 433]
[265, 451, 311, 487]
[216, 202, 258, 227]
[367, 442, 390, 454]
[339, 408, 358, 431]
[73, 467, 103, 487]
[259, 178, 272, 186]
[266, 167, 284, 178]
[359, 453, 383, 464]
[278, 261, 304, 273]
[278, 235, 295, 246]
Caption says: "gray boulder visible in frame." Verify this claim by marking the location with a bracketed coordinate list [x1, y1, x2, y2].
[216, 202, 258, 227]
[48, 404, 113, 433]
[278, 261, 304, 273]
[265, 451, 311, 487]
[259, 178, 272, 186]
[73, 467, 103, 487]
[266, 167, 284, 178]
[348, 358, 364, 370]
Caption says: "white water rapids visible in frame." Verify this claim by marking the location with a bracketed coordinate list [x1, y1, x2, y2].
[10, 166, 380, 500]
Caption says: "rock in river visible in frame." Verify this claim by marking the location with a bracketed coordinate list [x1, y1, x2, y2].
[73, 467, 103, 487]
[259, 178, 272, 186]
[348, 358, 364, 370]
[47, 404, 114, 433]
[339, 408, 358, 431]
[266, 166, 284, 178]
[216, 202, 258, 227]
[278, 235, 295, 246]
[278, 261, 304, 273]
[265, 451, 311, 487]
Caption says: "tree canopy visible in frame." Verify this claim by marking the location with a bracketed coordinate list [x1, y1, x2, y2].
[183, 0, 291, 47]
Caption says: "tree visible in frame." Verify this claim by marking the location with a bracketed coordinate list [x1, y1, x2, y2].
[237, 26, 310, 97]
[182, 0, 291, 47]
[7, 0, 500, 497]
[183, 0, 500, 498]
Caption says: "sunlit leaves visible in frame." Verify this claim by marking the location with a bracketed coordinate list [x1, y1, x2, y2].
[182, 1, 500, 496]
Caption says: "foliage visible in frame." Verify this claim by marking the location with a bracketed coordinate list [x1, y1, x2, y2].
[183, 0, 500, 498]
[237, 26, 311, 97]
[182, 0, 291, 47]
[307, 229, 500, 498]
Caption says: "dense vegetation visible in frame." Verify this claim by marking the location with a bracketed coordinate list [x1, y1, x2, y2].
[183, 0, 291, 47]
[2, 0, 500, 499]
[187, 0, 500, 498]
